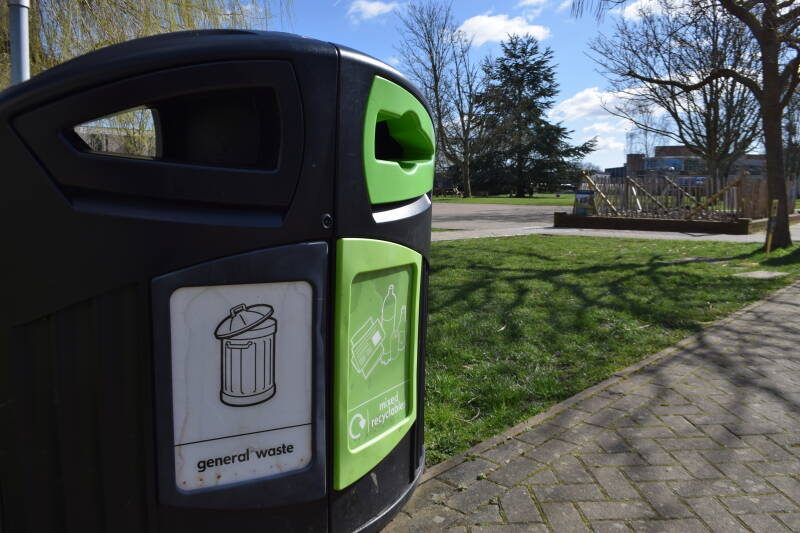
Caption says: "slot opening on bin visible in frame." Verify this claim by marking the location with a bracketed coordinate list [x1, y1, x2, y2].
[363, 76, 435, 205]
[374, 111, 434, 171]
[71, 86, 282, 171]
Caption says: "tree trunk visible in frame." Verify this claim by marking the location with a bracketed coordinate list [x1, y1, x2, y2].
[462, 162, 472, 198]
[515, 154, 526, 197]
[515, 180, 526, 197]
[707, 159, 720, 193]
[761, 39, 792, 248]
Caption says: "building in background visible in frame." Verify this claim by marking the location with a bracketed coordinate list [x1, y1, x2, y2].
[604, 146, 766, 179]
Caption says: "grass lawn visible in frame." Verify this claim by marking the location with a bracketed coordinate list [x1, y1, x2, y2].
[424, 235, 800, 465]
[433, 194, 575, 206]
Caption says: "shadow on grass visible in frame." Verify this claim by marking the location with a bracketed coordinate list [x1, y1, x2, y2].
[423, 236, 800, 463]
[763, 245, 800, 267]
[429, 246, 777, 342]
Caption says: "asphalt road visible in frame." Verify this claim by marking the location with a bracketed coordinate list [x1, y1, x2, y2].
[432, 203, 557, 230]
[431, 202, 800, 243]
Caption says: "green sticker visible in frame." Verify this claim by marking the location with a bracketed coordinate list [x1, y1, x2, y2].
[334, 239, 422, 490]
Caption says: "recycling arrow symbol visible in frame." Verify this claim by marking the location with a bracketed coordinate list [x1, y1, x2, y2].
[349, 413, 367, 440]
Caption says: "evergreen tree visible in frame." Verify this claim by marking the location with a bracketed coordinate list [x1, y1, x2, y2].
[480, 34, 595, 196]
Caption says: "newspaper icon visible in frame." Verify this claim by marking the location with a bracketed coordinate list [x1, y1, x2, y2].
[350, 285, 406, 379]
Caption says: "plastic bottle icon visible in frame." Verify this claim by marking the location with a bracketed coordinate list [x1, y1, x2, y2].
[397, 306, 407, 354]
[381, 285, 397, 363]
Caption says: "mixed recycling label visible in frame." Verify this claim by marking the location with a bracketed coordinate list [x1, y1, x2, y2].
[169, 281, 312, 491]
[346, 266, 412, 450]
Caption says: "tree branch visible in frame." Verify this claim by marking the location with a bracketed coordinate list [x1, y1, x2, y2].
[780, 51, 800, 103]
[718, 0, 764, 41]
[777, 4, 800, 24]
[626, 67, 763, 100]
[605, 104, 683, 144]
[782, 57, 800, 108]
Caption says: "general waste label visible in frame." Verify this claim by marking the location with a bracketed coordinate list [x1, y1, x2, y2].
[169, 281, 312, 491]
[346, 267, 413, 450]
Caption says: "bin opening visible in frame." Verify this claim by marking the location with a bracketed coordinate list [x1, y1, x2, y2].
[374, 111, 434, 171]
[72, 87, 282, 171]
[74, 107, 157, 159]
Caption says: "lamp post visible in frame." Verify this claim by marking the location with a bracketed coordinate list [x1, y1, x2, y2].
[8, 0, 31, 85]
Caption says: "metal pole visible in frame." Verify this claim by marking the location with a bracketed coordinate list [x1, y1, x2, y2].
[8, 0, 31, 85]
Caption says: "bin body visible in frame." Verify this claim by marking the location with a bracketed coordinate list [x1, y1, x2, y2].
[0, 31, 432, 533]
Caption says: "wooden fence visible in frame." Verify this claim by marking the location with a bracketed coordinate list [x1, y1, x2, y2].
[581, 171, 763, 221]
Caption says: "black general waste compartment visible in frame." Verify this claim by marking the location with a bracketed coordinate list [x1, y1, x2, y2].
[0, 30, 435, 533]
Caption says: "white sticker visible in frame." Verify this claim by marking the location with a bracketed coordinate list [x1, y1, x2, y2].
[169, 281, 313, 491]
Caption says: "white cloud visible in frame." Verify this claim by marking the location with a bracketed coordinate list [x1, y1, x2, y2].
[347, 0, 400, 22]
[556, 0, 572, 12]
[550, 87, 620, 121]
[387, 56, 401, 66]
[592, 135, 625, 151]
[517, 0, 548, 18]
[611, 0, 662, 20]
[582, 121, 617, 134]
[458, 13, 551, 46]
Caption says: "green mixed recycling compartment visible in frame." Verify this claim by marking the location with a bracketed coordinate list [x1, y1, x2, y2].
[333, 238, 422, 489]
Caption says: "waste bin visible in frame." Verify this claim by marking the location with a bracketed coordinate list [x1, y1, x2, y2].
[0, 30, 433, 533]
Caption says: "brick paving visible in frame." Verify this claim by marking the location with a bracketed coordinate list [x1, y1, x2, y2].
[385, 283, 800, 532]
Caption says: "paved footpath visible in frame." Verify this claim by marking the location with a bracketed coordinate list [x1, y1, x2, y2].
[431, 203, 800, 243]
[386, 283, 800, 532]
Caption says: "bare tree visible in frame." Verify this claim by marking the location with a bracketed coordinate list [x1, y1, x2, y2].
[580, 161, 603, 172]
[591, 0, 762, 183]
[623, 105, 671, 157]
[574, 0, 800, 248]
[396, 0, 485, 197]
[396, 0, 453, 162]
[440, 31, 486, 197]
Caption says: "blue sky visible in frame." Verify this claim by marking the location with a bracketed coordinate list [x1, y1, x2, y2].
[270, 0, 642, 169]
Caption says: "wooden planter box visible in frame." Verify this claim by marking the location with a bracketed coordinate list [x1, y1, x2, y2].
[553, 212, 800, 235]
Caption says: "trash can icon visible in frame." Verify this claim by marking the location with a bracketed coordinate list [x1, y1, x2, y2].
[214, 303, 277, 407]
